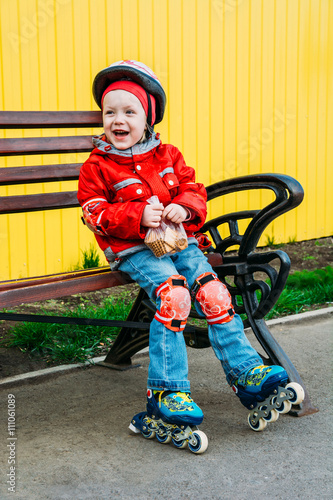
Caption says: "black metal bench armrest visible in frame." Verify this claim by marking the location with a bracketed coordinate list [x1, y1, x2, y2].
[203, 173, 304, 257]
[197, 173, 304, 324]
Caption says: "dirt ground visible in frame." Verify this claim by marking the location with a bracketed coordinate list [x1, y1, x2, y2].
[0, 236, 332, 379]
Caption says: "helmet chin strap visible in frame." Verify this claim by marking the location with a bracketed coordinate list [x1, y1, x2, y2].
[145, 89, 153, 127]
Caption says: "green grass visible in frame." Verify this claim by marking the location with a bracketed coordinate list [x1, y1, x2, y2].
[264, 234, 284, 248]
[287, 235, 297, 244]
[3, 267, 332, 364]
[264, 282, 333, 319]
[4, 294, 132, 364]
[286, 266, 333, 288]
[257, 266, 333, 320]
[71, 244, 101, 271]
[81, 244, 100, 269]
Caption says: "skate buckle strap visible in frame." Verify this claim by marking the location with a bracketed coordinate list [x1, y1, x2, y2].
[191, 272, 235, 324]
[156, 276, 188, 296]
[190, 273, 216, 300]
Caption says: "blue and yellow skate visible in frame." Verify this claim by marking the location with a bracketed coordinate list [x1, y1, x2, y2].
[148, 390, 204, 425]
[129, 390, 208, 453]
[232, 365, 305, 431]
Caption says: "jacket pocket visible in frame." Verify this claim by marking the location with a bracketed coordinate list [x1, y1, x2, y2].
[159, 168, 180, 193]
[112, 178, 147, 202]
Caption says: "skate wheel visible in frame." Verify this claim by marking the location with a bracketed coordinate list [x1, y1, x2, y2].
[171, 429, 188, 449]
[275, 398, 292, 414]
[262, 408, 279, 423]
[141, 429, 156, 439]
[285, 382, 305, 405]
[248, 414, 267, 432]
[172, 438, 187, 449]
[188, 430, 208, 454]
[156, 432, 172, 444]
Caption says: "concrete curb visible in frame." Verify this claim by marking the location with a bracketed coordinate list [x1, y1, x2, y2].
[0, 306, 332, 389]
[263, 305, 332, 326]
[0, 356, 106, 390]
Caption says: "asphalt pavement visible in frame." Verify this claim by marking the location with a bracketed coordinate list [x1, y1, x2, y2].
[0, 311, 332, 500]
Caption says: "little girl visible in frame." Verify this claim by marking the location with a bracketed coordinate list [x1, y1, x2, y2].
[78, 60, 303, 452]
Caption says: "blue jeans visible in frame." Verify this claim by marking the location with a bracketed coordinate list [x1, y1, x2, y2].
[119, 243, 262, 392]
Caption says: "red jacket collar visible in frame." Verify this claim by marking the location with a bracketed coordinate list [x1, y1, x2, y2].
[91, 133, 161, 164]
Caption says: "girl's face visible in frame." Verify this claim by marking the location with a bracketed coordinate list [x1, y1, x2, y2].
[102, 90, 147, 150]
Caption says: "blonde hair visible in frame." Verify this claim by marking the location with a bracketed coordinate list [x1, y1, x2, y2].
[138, 123, 154, 144]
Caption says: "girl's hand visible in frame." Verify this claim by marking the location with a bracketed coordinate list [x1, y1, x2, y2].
[163, 204, 189, 224]
[141, 203, 164, 227]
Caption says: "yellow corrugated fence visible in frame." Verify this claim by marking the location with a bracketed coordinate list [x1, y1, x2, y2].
[0, 0, 332, 280]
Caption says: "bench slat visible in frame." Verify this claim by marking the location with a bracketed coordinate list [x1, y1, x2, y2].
[0, 256, 221, 308]
[0, 111, 102, 128]
[0, 136, 94, 156]
[0, 191, 79, 214]
[0, 270, 132, 308]
[0, 267, 116, 291]
[0, 164, 81, 185]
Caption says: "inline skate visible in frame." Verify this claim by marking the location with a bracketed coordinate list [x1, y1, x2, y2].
[232, 365, 305, 431]
[129, 389, 208, 454]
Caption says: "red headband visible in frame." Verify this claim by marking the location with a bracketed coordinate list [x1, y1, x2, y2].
[101, 81, 156, 126]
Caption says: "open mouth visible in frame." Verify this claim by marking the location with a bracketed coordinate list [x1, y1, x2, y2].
[113, 130, 129, 137]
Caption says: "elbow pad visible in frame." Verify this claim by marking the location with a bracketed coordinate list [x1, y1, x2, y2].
[81, 199, 109, 236]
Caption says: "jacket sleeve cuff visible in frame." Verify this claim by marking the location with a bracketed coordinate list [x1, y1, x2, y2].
[184, 208, 194, 221]
[100, 202, 147, 240]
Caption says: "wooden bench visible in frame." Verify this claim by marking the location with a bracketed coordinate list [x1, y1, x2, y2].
[0, 110, 317, 417]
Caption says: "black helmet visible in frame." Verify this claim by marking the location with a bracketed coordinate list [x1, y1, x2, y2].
[92, 60, 166, 124]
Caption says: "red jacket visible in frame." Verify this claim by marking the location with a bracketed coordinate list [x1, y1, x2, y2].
[77, 133, 207, 263]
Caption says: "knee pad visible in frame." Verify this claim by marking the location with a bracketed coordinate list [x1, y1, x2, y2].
[191, 272, 235, 324]
[154, 275, 191, 332]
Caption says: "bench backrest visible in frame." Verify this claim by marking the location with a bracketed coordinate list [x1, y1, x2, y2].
[0, 111, 102, 215]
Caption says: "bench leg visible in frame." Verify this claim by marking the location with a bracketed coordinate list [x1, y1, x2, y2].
[249, 318, 319, 417]
[100, 288, 153, 369]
